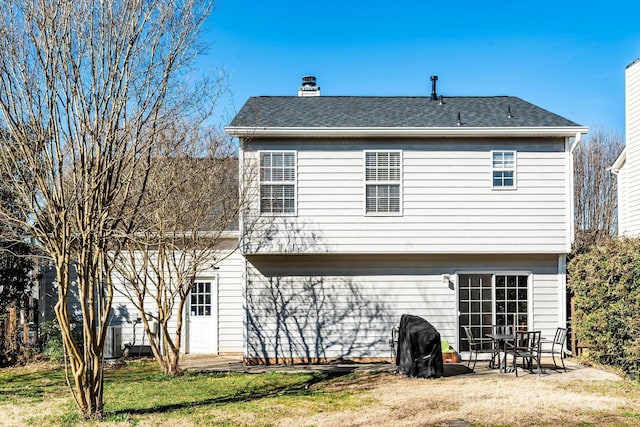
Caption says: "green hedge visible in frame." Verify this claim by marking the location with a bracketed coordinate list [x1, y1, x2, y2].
[568, 238, 640, 376]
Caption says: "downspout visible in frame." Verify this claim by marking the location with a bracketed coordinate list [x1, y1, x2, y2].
[239, 139, 248, 363]
[569, 131, 583, 154]
[568, 131, 584, 249]
[564, 132, 584, 330]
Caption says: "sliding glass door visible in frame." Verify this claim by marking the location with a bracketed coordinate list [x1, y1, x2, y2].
[458, 273, 529, 352]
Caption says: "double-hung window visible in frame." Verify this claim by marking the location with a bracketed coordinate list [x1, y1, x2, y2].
[492, 150, 516, 189]
[365, 151, 401, 214]
[260, 151, 296, 214]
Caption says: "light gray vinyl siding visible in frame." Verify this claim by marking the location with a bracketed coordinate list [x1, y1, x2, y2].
[110, 287, 150, 352]
[111, 245, 244, 355]
[216, 249, 244, 354]
[244, 253, 562, 362]
[624, 60, 640, 237]
[37, 263, 83, 324]
[243, 138, 569, 254]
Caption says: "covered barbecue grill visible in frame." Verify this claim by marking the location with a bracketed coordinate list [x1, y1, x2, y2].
[395, 314, 444, 378]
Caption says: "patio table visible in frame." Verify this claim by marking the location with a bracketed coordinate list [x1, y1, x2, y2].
[486, 333, 516, 373]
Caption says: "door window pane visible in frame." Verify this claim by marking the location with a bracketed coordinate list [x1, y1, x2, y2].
[191, 281, 213, 317]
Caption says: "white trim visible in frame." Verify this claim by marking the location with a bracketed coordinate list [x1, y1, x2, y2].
[569, 132, 583, 154]
[566, 137, 574, 249]
[610, 147, 627, 175]
[558, 255, 567, 328]
[257, 150, 298, 216]
[455, 271, 532, 355]
[227, 126, 589, 138]
[186, 275, 219, 354]
[248, 248, 571, 256]
[242, 251, 248, 360]
[567, 131, 584, 249]
[490, 150, 517, 190]
[239, 148, 245, 254]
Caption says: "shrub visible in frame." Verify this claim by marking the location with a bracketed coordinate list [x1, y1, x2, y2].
[568, 238, 640, 376]
[39, 319, 83, 363]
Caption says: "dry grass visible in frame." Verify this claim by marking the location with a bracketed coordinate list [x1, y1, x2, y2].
[279, 371, 640, 427]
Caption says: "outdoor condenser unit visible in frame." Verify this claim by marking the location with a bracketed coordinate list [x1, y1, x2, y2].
[104, 325, 123, 359]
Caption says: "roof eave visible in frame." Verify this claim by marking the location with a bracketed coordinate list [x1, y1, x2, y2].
[225, 126, 589, 138]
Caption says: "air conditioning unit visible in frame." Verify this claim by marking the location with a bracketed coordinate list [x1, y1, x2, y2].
[104, 325, 123, 359]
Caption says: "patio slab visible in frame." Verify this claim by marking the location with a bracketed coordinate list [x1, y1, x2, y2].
[180, 355, 622, 381]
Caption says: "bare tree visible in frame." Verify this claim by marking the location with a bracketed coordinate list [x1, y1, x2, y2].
[0, 0, 214, 418]
[574, 127, 624, 248]
[112, 127, 243, 376]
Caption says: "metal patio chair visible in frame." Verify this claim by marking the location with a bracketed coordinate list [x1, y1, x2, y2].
[463, 326, 497, 371]
[539, 327, 568, 371]
[511, 330, 542, 377]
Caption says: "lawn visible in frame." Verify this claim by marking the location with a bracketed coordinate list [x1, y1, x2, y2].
[1, 360, 640, 426]
[0, 360, 373, 426]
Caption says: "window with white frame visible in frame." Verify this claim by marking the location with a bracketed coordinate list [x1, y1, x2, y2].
[492, 150, 516, 188]
[365, 151, 401, 214]
[260, 151, 296, 214]
[190, 281, 212, 316]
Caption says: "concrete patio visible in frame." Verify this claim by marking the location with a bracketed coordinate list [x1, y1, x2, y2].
[180, 354, 623, 381]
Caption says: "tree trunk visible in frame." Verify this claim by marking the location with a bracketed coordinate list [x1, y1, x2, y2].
[54, 254, 112, 419]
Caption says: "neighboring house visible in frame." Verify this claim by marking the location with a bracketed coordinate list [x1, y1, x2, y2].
[612, 58, 640, 237]
[226, 76, 588, 364]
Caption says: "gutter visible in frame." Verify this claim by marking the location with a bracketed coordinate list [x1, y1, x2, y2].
[225, 126, 590, 139]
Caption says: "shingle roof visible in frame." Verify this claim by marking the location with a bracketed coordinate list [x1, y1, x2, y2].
[229, 96, 581, 128]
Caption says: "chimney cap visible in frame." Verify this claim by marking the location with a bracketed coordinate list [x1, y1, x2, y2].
[301, 75, 317, 87]
[298, 75, 320, 96]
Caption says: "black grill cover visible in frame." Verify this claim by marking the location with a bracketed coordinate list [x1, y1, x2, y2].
[395, 314, 444, 378]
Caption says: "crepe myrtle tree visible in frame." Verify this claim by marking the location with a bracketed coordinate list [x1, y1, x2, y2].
[0, 0, 216, 418]
[112, 127, 249, 376]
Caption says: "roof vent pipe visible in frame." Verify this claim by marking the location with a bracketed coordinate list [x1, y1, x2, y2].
[430, 75, 438, 100]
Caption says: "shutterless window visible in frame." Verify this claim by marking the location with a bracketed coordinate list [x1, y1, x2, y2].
[260, 151, 296, 214]
[492, 151, 516, 188]
[365, 151, 401, 213]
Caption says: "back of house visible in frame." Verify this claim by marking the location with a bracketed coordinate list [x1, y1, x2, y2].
[226, 76, 587, 364]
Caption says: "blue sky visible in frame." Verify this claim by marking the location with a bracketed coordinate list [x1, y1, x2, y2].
[202, 0, 640, 136]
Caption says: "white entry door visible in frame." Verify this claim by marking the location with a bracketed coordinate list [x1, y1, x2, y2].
[187, 278, 218, 354]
